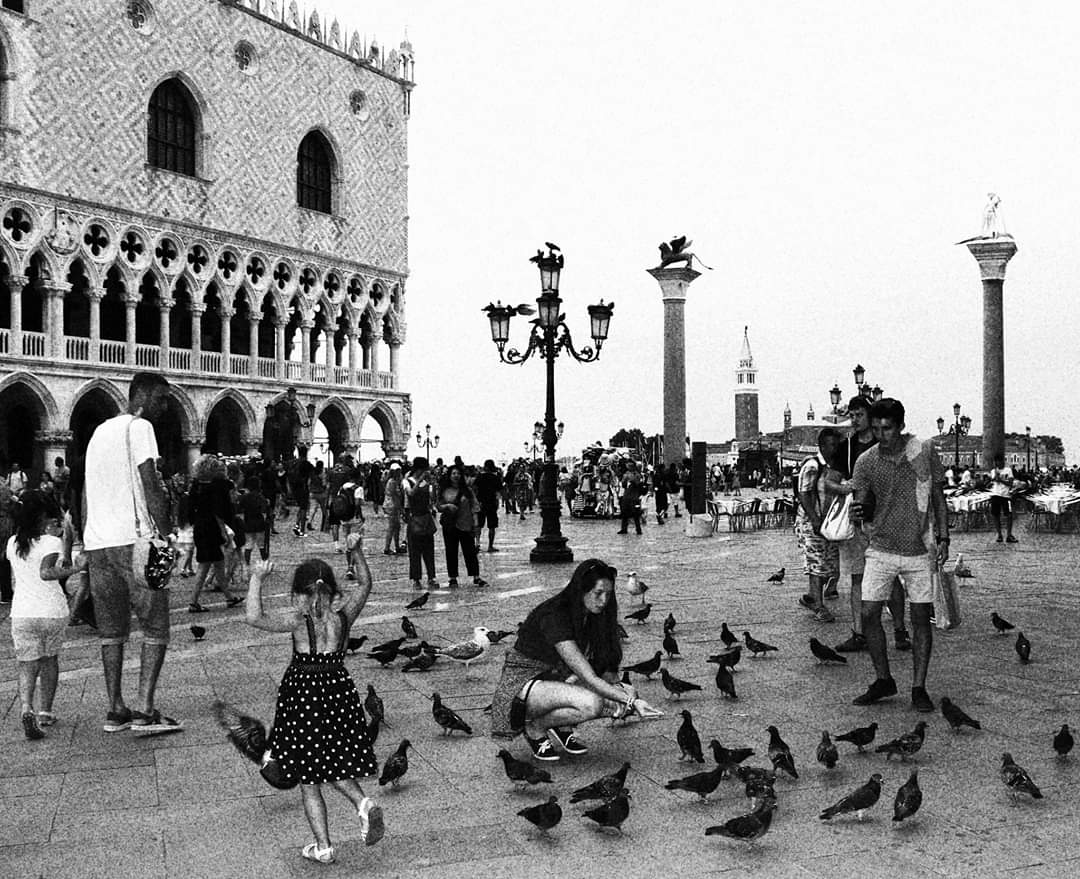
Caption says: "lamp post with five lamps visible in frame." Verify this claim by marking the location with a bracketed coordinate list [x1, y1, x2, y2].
[826, 364, 884, 423]
[936, 403, 972, 470]
[483, 245, 614, 563]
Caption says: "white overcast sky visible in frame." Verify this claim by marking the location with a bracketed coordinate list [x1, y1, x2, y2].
[318, 0, 1076, 465]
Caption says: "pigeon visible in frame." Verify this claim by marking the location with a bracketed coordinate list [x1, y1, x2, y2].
[190, 625, 206, 641]
[766, 567, 785, 583]
[401, 649, 438, 672]
[625, 571, 649, 604]
[368, 636, 408, 666]
[767, 726, 798, 779]
[953, 554, 974, 580]
[346, 635, 368, 654]
[625, 603, 653, 625]
[581, 789, 631, 832]
[487, 629, 515, 644]
[743, 632, 778, 658]
[817, 731, 839, 769]
[212, 700, 268, 764]
[431, 692, 473, 735]
[819, 773, 883, 820]
[663, 613, 677, 634]
[401, 616, 418, 639]
[705, 800, 776, 842]
[810, 638, 847, 664]
[366, 714, 381, 746]
[433, 626, 491, 670]
[616, 623, 630, 641]
[892, 770, 922, 822]
[399, 639, 433, 659]
[836, 722, 878, 752]
[1054, 724, 1074, 758]
[876, 721, 927, 762]
[661, 668, 702, 699]
[665, 765, 725, 801]
[364, 684, 386, 728]
[405, 591, 430, 610]
[710, 741, 755, 771]
[991, 612, 1015, 634]
[720, 623, 738, 649]
[623, 651, 662, 680]
[714, 662, 737, 700]
[940, 697, 982, 733]
[741, 769, 777, 803]
[1000, 752, 1042, 799]
[569, 762, 631, 803]
[498, 749, 553, 785]
[1015, 631, 1031, 664]
[707, 645, 742, 671]
[676, 710, 705, 763]
[663, 630, 681, 659]
[378, 738, 410, 786]
[517, 795, 562, 835]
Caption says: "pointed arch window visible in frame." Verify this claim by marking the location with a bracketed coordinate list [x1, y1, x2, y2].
[147, 78, 197, 177]
[297, 131, 334, 214]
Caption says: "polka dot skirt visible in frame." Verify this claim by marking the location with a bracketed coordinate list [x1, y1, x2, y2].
[269, 652, 377, 785]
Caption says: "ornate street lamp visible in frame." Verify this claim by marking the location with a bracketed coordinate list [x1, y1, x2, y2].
[853, 363, 866, 388]
[416, 423, 439, 457]
[482, 245, 614, 563]
[940, 403, 971, 469]
[937, 417, 946, 435]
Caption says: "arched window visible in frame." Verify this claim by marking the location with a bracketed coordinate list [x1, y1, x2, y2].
[147, 78, 197, 176]
[296, 131, 333, 214]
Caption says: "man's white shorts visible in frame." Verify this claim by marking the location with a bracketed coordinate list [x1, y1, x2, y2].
[839, 528, 869, 582]
[862, 547, 934, 604]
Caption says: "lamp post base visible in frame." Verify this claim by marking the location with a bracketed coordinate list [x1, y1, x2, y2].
[530, 535, 574, 564]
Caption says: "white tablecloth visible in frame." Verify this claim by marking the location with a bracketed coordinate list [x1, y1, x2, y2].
[946, 491, 992, 513]
[1029, 489, 1080, 515]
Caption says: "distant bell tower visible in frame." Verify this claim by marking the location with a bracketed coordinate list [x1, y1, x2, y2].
[783, 402, 792, 433]
[734, 325, 759, 442]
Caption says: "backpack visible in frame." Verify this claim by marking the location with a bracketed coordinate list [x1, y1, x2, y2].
[791, 456, 824, 514]
[330, 484, 356, 521]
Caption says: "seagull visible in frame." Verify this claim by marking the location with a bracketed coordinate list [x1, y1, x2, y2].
[1000, 752, 1042, 799]
[817, 731, 839, 769]
[705, 800, 776, 843]
[431, 692, 473, 735]
[743, 632, 779, 658]
[625, 603, 653, 624]
[517, 796, 562, 836]
[405, 591, 430, 610]
[876, 721, 927, 762]
[720, 623, 737, 648]
[940, 697, 982, 733]
[625, 571, 649, 604]
[570, 762, 631, 803]
[582, 789, 631, 833]
[663, 630, 680, 659]
[835, 722, 878, 752]
[498, 749, 553, 785]
[893, 770, 923, 822]
[401, 616, 418, 639]
[378, 739, 410, 787]
[810, 637, 847, 664]
[433, 626, 491, 671]
[819, 773, 883, 821]
[665, 765, 725, 801]
[1054, 724, 1074, 758]
[676, 710, 705, 763]
[766, 567, 785, 583]
[190, 625, 206, 641]
[991, 612, 1015, 634]
[1015, 631, 1032, 664]
[661, 668, 702, 700]
[767, 725, 798, 779]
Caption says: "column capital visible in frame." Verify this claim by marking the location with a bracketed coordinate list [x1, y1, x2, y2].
[190, 302, 206, 316]
[89, 286, 107, 302]
[248, 312, 263, 324]
[39, 429, 74, 444]
[4, 274, 28, 292]
[646, 266, 701, 301]
[41, 282, 72, 298]
[300, 318, 315, 330]
[159, 299, 176, 312]
[219, 307, 236, 319]
[965, 236, 1018, 282]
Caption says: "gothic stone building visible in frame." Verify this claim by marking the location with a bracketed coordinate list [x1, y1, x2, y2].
[0, 0, 415, 475]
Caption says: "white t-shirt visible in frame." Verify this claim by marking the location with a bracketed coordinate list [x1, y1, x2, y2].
[83, 414, 159, 551]
[6, 534, 68, 619]
[989, 466, 1014, 498]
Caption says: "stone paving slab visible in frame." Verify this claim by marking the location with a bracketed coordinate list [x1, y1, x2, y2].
[4, 508, 1080, 876]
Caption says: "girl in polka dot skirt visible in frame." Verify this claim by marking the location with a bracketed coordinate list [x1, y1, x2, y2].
[245, 539, 383, 865]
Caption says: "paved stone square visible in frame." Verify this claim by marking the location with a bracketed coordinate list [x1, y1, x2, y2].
[2, 506, 1079, 878]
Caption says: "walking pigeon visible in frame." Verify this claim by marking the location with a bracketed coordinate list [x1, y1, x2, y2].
[487, 629, 515, 644]
[875, 721, 927, 762]
[991, 612, 1014, 634]
[378, 739, 410, 786]
[665, 765, 725, 801]
[663, 630, 680, 659]
[816, 731, 839, 769]
[767, 725, 798, 778]
[661, 668, 702, 699]
[1000, 752, 1042, 799]
[401, 616, 418, 639]
[705, 800, 775, 842]
[431, 692, 473, 735]
[623, 651, 662, 680]
[625, 603, 652, 624]
[498, 749, 553, 785]
[569, 762, 631, 803]
[810, 638, 847, 664]
[346, 635, 368, 654]
[714, 662, 737, 700]
[707, 645, 742, 671]
[766, 568, 785, 583]
[720, 623, 737, 648]
[401, 649, 438, 672]
[892, 770, 922, 822]
[710, 740, 755, 771]
[835, 722, 878, 752]
[364, 684, 386, 728]
[405, 591, 430, 610]
[1015, 631, 1031, 663]
[582, 790, 631, 832]
[676, 710, 705, 763]
[663, 613, 677, 634]
[819, 773, 883, 820]
[1054, 723, 1074, 758]
[517, 795, 562, 835]
[433, 626, 490, 670]
[940, 697, 981, 733]
[744, 632, 779, 658]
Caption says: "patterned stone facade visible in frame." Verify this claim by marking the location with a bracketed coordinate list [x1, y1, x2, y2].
[0, 0, 416, 473]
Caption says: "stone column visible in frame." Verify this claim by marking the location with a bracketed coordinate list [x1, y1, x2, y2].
[323, 329, 334, 380]
[389, 339, 401, 375]
[5, 275, 26, 355]
[158, 299, 173, 368]
[275, 318, 287, 379]
[646, 265, 701, 466]
[39, 431, 74, 474]
[88, 287, 103, 361]
[125, 298, 137, 365]
[369, 337, 380, 374]
[300, 319, 313, 381]
[190, 304, 204, 372]
[42, 283, 70, 359]
[248, 315, 260, 377]
[219, 307, 233, 370]
[965, 237, 1017, 468]
[185, 437, 204, 473]
[347, 331, 358, 385]
[361, 335, 371, 370]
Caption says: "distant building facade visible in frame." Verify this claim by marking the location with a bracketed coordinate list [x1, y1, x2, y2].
[0, 0, 415, 474]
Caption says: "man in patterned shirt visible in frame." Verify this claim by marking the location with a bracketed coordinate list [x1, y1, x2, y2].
[850, 398, 949, 713]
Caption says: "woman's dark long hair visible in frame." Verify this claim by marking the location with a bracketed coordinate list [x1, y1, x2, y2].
[12, 489, 61, 559]
[445, 465, 475, 503]
[558, 557, 622, 674]
[291, 557, 340, 619]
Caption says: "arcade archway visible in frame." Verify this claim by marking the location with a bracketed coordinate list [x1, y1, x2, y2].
[205, 395, 248, 456]
[69, 386, 123, 461]
[311, 403, 350, 467]
[0, 382, 45, 475]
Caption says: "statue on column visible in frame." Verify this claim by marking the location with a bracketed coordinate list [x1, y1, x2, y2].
[957, 193, 1011, 244]
[262, 386, 302, 461]
[656, 236, 713, 271]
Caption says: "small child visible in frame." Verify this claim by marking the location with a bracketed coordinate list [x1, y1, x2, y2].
[6, 490, 83, 739]
[245, 546, 383, 864]
[238, 477, 270, 566]
[175, 489, 196, 578]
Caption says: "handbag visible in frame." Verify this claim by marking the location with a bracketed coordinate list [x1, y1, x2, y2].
[931, 562, 962, 630]
[408, 510, 437, 538]
[126, 421, 178, 591]
[820, 494, 855, 542]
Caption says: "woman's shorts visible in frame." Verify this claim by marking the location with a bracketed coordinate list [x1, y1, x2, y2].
[11, 616, 67, 661]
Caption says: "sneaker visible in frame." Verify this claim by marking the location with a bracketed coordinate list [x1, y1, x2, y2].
[357, 796, 385, 846]
[1006, 535, 1018, 543]
[996, 534, 1003, 543]
[852, 677, 898, 706]
[812, 606, 836, 623]
[487, 547, 500, 553]
[292, 525, 302, 537]
[894, 629, 912, 652]
[396, 546, 408, 554]
[834, 632, 867, 653]
[37, 711, 58, 727]
[473, 578, 489, 588]
[22, 712, 44, 741]
[427, 579, 440, 589]
[410, 579, 422, 589]
[383, 549, 393, 555]
[131, 709, 184, 736]
[301, 843, 335, 864]
[346, 568, 357, 581]
[911, 687, 935, 713]
[527, 735, 560, 761]
[103, 707, 132, 733]
[798, 595, 815, 611]
[447, 578, 459, 588]
[547, 727, 588, 755]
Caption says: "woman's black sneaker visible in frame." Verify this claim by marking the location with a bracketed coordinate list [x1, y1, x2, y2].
[526, 735, 560, 761]
[852, 677, 897, 706]
[548, 727, 588, 755]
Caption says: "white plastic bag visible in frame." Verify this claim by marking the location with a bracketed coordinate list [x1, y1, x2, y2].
[820, 495, 855, 542]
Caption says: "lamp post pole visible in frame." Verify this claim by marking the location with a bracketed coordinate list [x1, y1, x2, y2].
[483, 246, 613, 563]
[415, 424, 439, 459]
[939, 403, 970, 470]
[1026, 426, 1031, 473]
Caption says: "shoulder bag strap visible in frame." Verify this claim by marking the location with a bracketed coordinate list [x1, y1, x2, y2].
[337, 609, 350, 652]
[304, 613, 318, 653]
